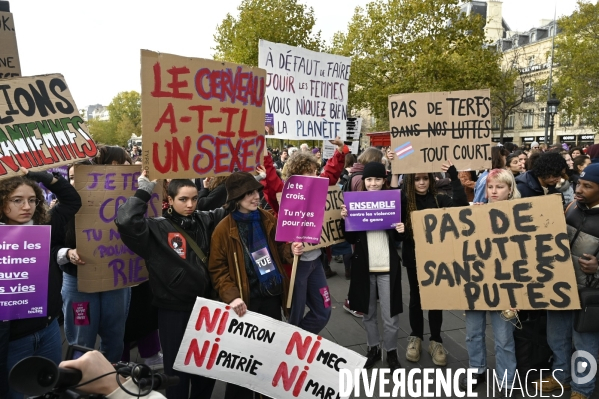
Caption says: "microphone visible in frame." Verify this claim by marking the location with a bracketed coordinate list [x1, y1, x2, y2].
[9, 356, 82, 395]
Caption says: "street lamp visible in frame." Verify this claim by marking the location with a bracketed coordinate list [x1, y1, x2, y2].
[545, 97, 560, 145]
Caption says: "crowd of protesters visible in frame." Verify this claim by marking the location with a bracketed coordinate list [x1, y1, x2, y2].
[1, 138, 599, 399]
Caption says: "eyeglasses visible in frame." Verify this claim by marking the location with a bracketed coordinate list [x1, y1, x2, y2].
[8, 198, 41, 208]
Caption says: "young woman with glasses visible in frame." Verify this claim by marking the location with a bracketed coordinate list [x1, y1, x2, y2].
[0, 167, 81, 399]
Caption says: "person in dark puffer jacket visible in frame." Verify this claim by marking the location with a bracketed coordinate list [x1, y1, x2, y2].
[116, 175, 225, 399]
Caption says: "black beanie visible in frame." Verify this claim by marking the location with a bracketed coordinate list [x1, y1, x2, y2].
[362, 162, 386, 179]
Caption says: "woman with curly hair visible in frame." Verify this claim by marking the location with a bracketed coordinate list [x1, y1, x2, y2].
[0, 168, 81, 399]
[401, 161, 468, 367]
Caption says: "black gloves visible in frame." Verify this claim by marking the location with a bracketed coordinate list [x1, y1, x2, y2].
[447, 165, 459, 181]
[26, 170, 54, 187]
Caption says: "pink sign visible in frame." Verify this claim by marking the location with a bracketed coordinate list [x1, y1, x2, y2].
[275, 176, 328, 243]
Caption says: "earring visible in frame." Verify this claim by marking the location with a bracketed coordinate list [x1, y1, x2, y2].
[167, 205, 173, 215]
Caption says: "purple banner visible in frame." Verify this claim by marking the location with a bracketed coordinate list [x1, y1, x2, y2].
[0, 225, 51, 320]
[276, 176, 329, 243]
[39, 165, 70, 203]
[344, 190, 401, 232]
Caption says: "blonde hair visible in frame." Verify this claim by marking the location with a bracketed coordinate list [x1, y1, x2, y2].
[486, 168, 521, 200]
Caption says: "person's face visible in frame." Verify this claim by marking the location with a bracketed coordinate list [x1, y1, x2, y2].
[2, 184, 38, 225]
[365, 177, 385, 191]
[572, 150, 581, 158]
[133, 146, 138, 152]
[69, 166, 75, 186]
[563, 154, 574, 170]
[579, 158, 592, 173]
[575, 179, 599, 208]
[414, 173, 430, 195]
[518, 154, 527, 171]
[487, 178, 511, 203]
[281, 152, 288, 161]
[168, 186, 198, 216]
[509, 158, 522, 173]
[538, 171, 564, 187]
[238, 190, 260, 213]
[315, 151, 321, 160]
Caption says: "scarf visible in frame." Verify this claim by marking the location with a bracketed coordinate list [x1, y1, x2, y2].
[232, 210, 282, 296]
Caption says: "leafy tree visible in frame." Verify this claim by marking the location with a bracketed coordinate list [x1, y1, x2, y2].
[330, 0, 501, 130]
[213, 0, 323, 66]
[107, 91, 141, 137]
[491, 48, 540, 142]
[87, 118, 116, 145]
[553, 0, 599, 133]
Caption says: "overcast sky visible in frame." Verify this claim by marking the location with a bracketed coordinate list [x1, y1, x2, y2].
[11, 0, 579, 108]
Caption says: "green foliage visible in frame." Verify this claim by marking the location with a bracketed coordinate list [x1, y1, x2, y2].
[87, 118, 117, 146]
[213, 0, 323, 66]
[329, 0, 501, 130]
[87, 91, 141, 147]
[554, 0, 599, 133]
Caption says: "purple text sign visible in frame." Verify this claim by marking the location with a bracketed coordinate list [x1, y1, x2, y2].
[276, 176, 328, 243]
[0, 225, 51, 320]
[344, 190, 401, 232]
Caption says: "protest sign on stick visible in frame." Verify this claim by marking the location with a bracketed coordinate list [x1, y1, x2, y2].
[344, 190, 401, 232]
[0, 74, 98, 181]
[0, 11, 20, 78]
[278, 186, 346, 252]
[258, 40, 351, 141]
[141, 50, 266, 179]
[0, 225, 50, 320]
[389, 89, 492, 174]
[174, 297, 366, 399]
[412, 195, 580, 310]
[74, 165, 162, 292]
[276, 175, 328, 306]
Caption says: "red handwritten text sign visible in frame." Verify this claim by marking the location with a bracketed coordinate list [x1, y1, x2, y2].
[141, 50, 266, 179]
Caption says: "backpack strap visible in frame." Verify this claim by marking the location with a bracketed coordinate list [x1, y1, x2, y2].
[169, 220, 208, 264]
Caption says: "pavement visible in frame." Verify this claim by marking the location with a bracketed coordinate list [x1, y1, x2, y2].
[63, 257, 599, 399]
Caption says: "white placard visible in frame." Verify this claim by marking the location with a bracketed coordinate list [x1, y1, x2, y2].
[175, 298, 366, 398]
[259, 40, 351, 141]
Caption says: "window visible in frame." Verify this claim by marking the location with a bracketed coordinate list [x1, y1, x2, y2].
[523, 110, 534, 128]
[538, 108, 546, 127]
[506, 113, 515, 129]
[579, 115, 587, 126]
[528, 56, 535, 67]
[524, 83, 535, 102]
[492, 118, 500, 130]
[560, 113, 573, 127]
[531, 32, 536, 41]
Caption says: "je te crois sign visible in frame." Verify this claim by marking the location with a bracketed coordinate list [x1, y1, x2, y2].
[388, 89, 492, 174]
[141, 50, 267, 179]
[74, 165, 162, 293]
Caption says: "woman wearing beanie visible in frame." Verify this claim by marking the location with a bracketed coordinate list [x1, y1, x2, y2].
[340, 162, 404, 371]
[401, 160, 468, 366]
[208, 172, 304, 399]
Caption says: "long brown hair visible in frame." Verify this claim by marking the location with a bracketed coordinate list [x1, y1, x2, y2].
[0, 176, 49, 225]
[403, 173, 437, 236]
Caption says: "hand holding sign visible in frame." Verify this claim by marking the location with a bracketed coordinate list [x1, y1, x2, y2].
[579, 254, 599, 274]
[68, 248, 85, 265]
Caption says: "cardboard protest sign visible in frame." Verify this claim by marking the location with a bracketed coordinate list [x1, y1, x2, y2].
[0, 11, 21, 78]
[141, 50, 266, 179]
[0, 74, 98, 181]
[412, 195, 580, 310]
[278, 186, 346, 252]
[175, 297, 366, 399]
[388, 89, 492, 174]
[344, 190, 401, 232]
[259, 40, 351, 141]
[276, 175, 328, 244]
[74, 165, 161, 292]
[0, 225, 50, 320]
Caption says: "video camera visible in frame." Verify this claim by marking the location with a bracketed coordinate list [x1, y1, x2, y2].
[9, 345, 178, 398]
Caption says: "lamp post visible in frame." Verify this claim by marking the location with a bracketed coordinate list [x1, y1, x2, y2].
[546, 97, 560, 146]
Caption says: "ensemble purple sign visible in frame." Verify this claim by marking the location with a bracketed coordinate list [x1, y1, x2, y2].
[344, 190, 401, 232]
[276, 175, 328, 243]
[0, 225, 51, 320]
